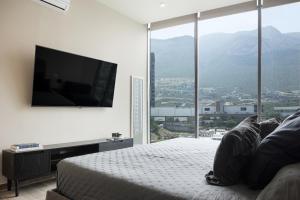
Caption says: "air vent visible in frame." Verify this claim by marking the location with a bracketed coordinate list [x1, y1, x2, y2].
[37, 0, 71, 11]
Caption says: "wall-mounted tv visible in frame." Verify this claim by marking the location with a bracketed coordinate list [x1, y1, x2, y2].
[32, 46, 117, 107]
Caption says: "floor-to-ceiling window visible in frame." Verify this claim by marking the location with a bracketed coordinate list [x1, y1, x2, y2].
[149, 0, 300, 142]
[261, 2, 300, 120]
[198, 11, 258, 137]
[150, 22, 196, 143]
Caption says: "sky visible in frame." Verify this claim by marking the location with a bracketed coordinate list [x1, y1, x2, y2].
[151, 2, 300, 39]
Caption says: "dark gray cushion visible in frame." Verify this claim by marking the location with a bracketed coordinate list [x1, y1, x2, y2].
[206, 116, 261, 186]
[259, 118, 281, 139]
[247, 111, 300, 189]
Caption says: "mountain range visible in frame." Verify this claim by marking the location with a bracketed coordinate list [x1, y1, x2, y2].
[151, 26, 300, 93]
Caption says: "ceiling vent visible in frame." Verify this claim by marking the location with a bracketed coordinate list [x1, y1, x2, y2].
[37, 0, 71, 12]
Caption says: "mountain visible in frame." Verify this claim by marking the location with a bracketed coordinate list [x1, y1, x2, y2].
[151, 36, 195, 78]
[151, 26, 300, 92]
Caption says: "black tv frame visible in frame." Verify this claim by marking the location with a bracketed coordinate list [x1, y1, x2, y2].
[31, 45, 118, 107]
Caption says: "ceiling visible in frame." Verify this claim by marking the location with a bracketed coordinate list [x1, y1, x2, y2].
[96, 0, 252, 24]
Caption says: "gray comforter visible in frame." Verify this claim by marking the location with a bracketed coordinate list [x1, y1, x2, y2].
[57, 138, 260, 200]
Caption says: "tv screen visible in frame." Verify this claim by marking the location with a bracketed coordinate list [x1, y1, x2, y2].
[32, 46, 117, 107]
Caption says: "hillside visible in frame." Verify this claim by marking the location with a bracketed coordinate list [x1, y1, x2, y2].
[151, 26, 300, 92]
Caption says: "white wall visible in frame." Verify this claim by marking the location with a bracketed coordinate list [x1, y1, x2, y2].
[0, 0, 147, 184]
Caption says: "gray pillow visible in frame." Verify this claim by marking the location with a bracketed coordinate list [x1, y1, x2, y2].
[259, 118, 281, 139]
[206, 116, 261, 186]
[247, 111, 300, 189]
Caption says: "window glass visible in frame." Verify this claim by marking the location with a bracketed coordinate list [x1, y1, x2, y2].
[150, 23, 196, 143]
[198, 11, 258, 137]
[262, 2, 300, 120]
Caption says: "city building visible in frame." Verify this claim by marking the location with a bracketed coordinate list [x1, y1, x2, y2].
[150, 52, 156, 107]
[274, 106, 300, 117]
[151, 103, 257, 117]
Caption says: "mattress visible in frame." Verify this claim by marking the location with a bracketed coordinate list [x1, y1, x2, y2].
[57, 138, 260, 200]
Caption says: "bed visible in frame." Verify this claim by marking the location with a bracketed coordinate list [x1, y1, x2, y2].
[47, 138, 261, 200]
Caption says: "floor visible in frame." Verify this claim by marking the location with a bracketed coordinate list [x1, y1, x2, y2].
[0, 180, 55, 200]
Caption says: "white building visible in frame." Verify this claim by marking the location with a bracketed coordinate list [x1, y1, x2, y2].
[274, 106, 300, 117]
[151, 104, 256, 117]
[199, 105, 216, 114]
[224, 105, 256, 115]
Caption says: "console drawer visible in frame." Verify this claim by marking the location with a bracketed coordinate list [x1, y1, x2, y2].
[15, 151, 50, 180]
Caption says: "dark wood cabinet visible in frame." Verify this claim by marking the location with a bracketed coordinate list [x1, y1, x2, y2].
[2, 138, 133, 196]
[15, 151, 51, 180]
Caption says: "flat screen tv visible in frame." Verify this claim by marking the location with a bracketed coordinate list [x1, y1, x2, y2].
[32, 46, 117, 107]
